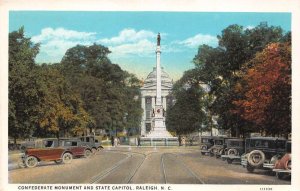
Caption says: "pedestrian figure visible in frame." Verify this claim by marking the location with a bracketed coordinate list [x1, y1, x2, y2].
[178, 135, 182, 146]
[137, 136, 141, 147]
[182, 137, 186, 147]
[111, 136, 114, 147]
[114, 137, 118, 147]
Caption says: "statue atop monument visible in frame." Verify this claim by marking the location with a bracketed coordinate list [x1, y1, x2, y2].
[157, 33, 161, 46]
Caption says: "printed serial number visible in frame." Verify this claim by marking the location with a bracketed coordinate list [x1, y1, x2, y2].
[260, 188, 272, 191]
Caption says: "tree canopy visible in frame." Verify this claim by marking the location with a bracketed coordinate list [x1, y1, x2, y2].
[167, 22, 291, 137]
[9, 28, 143, 141]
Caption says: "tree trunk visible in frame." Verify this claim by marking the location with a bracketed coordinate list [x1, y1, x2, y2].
[235, 126, 240, 138]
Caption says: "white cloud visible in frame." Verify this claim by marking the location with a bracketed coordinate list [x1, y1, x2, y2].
[108, 39, 156, 58]
[32, 27, 97, 63]
[177, 34, 218, 48]
[32, 27, 96, 43]
[99, 28, 156, 45]
[99, 29, 167, 58]
[245, 25, 255, 30]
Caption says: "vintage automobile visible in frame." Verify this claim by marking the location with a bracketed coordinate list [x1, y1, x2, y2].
[208, 136, 235, 157]
[220, 138, 245, 163]
[19, 139, 73, 168]
[19, 138, 92, 168]
[208, 136, 226, 157]
[200, 136, 214, 155]
[273, 141, 291, 179]
[213, 137, 238, 158]
[241, 137, 286, 173]
[79, 135, 103, 153]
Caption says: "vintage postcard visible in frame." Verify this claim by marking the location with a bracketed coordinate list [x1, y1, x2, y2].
[0, 0, 299, 191]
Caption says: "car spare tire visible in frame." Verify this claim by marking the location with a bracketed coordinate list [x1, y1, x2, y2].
[228, 148, 238, 156]
[247, 150, 265, 167]
[201, 145, 207, 150]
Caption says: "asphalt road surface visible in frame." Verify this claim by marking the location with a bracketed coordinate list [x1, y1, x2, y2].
[8, 147, 291, 184]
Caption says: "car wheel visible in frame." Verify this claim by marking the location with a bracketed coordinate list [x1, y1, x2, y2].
[276, 172, 285, 180]
[84, 149, 92, 158]
[92, 148, 97, 154]
[227, 158, 233, 164]
[62, 153, 73, 164]
[247, 150, 265, 167]
[228, 148, 238, 156]
[25, 156, 38, 168]
[97, 146, 103, 152]
[54, 160, 62, 164]
[246, 164, 255, 173]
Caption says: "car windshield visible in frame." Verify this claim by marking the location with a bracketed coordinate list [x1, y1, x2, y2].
[201, 138, 209, 143]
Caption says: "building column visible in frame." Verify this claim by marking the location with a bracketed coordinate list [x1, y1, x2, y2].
[151, 97, 155, 109]
[163, 97, 167, 111]
[141, 96, 146, 136]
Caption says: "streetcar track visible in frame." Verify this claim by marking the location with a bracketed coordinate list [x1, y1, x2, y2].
[172, 153, 205, 184]
[161, 152, 205, 184]
[89, 151, 131, 184]
[160, 153, 167, 184]
[125, 152, 147, 183]
[89, 150, 150, 184]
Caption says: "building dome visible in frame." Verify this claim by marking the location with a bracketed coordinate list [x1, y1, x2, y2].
[142, 67, 173, 89]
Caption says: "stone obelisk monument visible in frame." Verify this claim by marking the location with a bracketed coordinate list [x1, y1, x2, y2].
[147, 33, 172, 138]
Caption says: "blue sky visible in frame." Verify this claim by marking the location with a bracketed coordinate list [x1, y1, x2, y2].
[9, 12, 291, 80]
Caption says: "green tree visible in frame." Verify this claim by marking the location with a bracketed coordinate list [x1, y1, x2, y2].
[166, 78, 206, 135]
[60, 44, 142, 136]
[35, 64, 92, 138]
[9, 27, 40, 143]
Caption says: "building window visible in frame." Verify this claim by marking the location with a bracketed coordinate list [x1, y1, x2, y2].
[146, 123, 151, 132]
[146, 98, 151, 104]
[146, 110, 151, 120]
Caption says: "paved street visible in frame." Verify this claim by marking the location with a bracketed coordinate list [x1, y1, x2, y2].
[9, 147, 290, 184]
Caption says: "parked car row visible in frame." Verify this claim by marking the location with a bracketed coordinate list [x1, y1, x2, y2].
[19, 136, 103, 168]
[200, 136, 291, 180]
